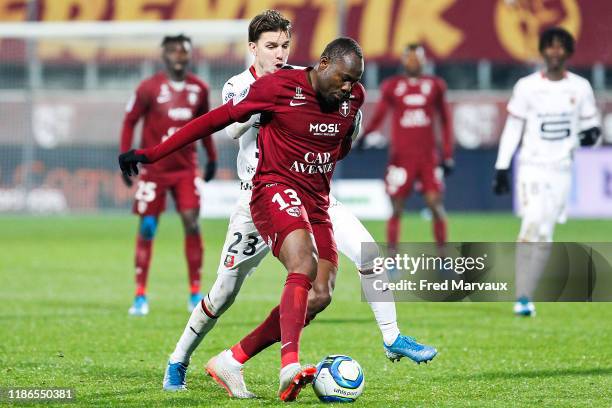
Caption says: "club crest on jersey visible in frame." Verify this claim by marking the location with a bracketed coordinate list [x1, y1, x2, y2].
[188, 92, 198, 106]
[420, 81, 432, 95]
[339, 100, 351, 117]
[224, 255, 235, 268]
[156, 84, 171, 104]
[293, 87, 306, 100]
[286, 206, 301, 217]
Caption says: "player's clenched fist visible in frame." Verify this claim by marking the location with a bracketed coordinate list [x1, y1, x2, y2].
[118, 149, 149, 177]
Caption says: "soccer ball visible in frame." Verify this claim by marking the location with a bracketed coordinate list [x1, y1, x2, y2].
[312, 355, 364, 403]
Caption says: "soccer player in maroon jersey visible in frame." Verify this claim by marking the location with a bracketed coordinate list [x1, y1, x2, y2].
[360, 44, 453, 252]
[120, 34, 218, 316]
[120, 37, 364, 401]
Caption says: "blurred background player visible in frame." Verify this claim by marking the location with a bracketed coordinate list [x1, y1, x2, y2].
[120, 34, 218, 316]
[493, 27, 601, 317]
[358, 44, 453, 253]
[160, 10, 436, 397]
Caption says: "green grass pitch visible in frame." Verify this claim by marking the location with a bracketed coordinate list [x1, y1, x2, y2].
[1, 213, 611, 407]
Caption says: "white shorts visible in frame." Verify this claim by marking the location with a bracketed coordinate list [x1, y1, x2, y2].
[517, 163, 571, 226]
[216, 190, 378, 277]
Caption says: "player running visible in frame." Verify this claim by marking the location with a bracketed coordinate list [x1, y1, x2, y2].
[120, 35, 218, 316]
[493, 27, 601, 317]
[155, 10, 435, 398]
[120, 37, 436, 401]
[359, 44, 453, 253]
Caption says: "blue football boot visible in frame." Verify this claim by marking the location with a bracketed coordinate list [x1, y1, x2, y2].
[128, 295, 149, 316]
[513, 296, 536, 317]
[163, 361, 188, 391]
[188, 293, 203, 312]
[384, 334, 438, 364]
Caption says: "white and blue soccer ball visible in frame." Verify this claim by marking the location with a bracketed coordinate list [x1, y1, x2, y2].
[312, 355, 364, 403]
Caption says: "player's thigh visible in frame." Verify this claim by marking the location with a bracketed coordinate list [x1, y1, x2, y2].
[543, 168, 571, 223]
[517, 166, 546, 222]
[418, 160, 444, 196]
[385, 163, 414, 199]
[133, 176, 167, 216]
[171, 172, 201, 213]
[311, 217, 338, 268]
[250, 183, 314, 260]
[328, 198, 379, 270]
[217, 198, 270, 278]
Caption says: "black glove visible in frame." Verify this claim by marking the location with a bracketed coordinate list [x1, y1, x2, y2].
[492, 169, 510, 195]
[204, 161, 217, 182]
[118, 149, 149, 177]
[121, 172, 133, 187]
[578, 127, 601, 147]
[441, 158, 455, 176]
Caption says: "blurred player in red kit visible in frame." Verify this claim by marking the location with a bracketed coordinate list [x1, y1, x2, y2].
[359, 44, 453, 251]
[119, 37, 365, 401]
[120, 34, 218, 316]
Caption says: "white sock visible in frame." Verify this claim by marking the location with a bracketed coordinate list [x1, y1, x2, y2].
[360, 272, 400, 346]
[169, 296, 218, 364]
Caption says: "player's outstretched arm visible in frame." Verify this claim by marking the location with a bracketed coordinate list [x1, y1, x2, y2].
[118, 103, 236, 177]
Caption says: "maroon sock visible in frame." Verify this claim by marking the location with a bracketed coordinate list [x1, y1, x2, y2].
[387, 215, 400, 252]
[433, 218, 447, 247]
[230, 304, 316, 365]
[135, 236, 153, 296]
[185, 234, 202, 294]
[231, 306, 281, 364]
[279, 273, 312, 368]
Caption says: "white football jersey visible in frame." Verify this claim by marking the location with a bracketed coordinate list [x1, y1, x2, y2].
[507, 71, 599, 167]
[222, 65, 361, 182]
[222, 68, 261, 182]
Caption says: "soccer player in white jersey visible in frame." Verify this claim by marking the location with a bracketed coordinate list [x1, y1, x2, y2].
[493, 27, 601, 317]
[162, 10, 436, 396]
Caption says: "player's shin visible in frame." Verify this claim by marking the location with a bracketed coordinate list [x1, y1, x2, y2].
[387, 215, 400, 253]
[170, 296, 218, 365]
[185, 234, 202, 295]
[360, 270, 400, 346]
[279, 273, 312, 367]
[134, 235, 153, 296]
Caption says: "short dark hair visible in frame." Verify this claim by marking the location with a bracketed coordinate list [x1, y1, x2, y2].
[321, 37, 363, 62]
[248, 10, 291, 43]
[161, 34, 191, 47]
[539, 27, 574, 55]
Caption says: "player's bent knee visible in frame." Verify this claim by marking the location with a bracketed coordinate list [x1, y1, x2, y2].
[139, 215, 157, 240]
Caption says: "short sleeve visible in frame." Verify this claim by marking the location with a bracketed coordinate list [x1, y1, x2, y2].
[507, 79, 528, 120]
[222, 80, 236, 104]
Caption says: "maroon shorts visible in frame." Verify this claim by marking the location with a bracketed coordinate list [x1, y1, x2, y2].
[132, 171, 201, 216]
[250, 183, 338, 266]
[384, 159, 443, 198]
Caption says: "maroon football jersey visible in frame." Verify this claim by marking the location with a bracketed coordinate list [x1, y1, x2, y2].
[364, 74, 452, 164]
[120, 71, 216, 175]
[227, 68, 365, 208]
[139, 67, 364, 208]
